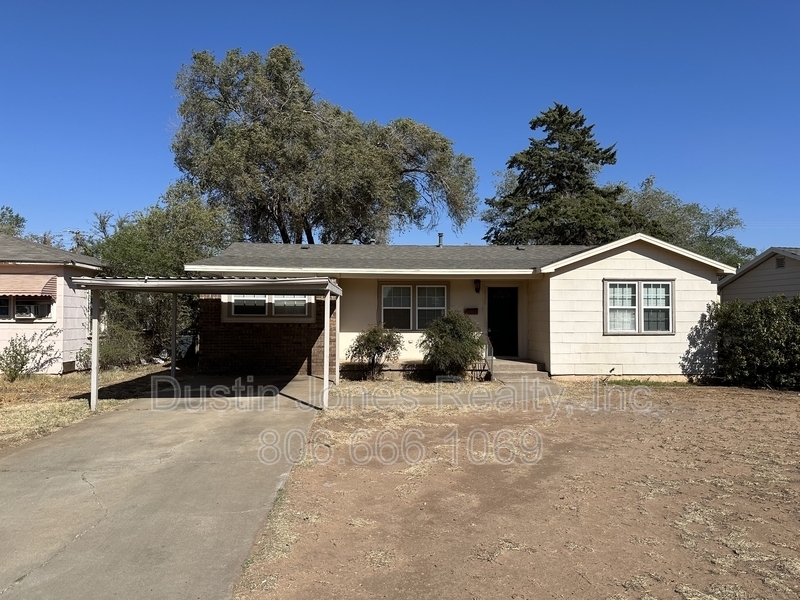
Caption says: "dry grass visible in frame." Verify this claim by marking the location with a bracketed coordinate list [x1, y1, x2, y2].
[0, 364, 169, 450]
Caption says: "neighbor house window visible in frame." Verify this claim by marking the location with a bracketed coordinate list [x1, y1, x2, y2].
[606, 281, 673, 334]
[13, 298, 52, 319]
[0, 297, 8, 318]
[273, 295, 308, 316]
[416, 286, 446, 329]
[382, 286, 412, 330]
[232, 295, 267, 316]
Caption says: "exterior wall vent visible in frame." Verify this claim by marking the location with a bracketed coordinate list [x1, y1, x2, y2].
[776, 256, 786, 269]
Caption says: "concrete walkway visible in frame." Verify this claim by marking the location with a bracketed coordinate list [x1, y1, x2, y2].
[0, 376, 318, 600]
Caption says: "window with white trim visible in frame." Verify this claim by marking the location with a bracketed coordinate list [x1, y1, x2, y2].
[273, 294, 308, 316]
[232, 295, 268, 316]
[416, 285, 446, 329]
[382, 286, 412, 330]
[606, 281, 673, 334]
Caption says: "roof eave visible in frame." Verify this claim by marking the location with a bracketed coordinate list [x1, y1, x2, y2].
[184, 264, 539, 277]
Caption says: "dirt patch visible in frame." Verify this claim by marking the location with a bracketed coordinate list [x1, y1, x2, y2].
[235, 382, 800, 599]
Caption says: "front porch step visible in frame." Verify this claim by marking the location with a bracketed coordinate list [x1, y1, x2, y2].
[490, 358, 550, 382]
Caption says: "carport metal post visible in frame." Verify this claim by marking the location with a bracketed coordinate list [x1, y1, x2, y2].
[323, 289, 330, 409]
[90, 289, 99, 411]
[170, 292, 177, 379]
[335, 294, 340, 385]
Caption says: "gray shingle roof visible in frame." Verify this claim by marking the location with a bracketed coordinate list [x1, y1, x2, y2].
[186, 242, 595, 272]
[0, 234, 104, 268]
[775, 247, 800, 259]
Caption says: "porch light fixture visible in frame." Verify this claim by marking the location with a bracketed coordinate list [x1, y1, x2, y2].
[474, 279, 481, 293]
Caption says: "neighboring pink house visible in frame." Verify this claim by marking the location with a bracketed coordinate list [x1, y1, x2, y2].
[0, 234, 104, 374]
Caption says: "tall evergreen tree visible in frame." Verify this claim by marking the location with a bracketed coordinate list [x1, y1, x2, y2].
[482, 103, 658, 245]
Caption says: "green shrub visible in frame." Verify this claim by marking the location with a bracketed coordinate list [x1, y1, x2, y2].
[77, 324, 148, 370]
[417, 310, 483, 377]
[346, 325, 405, 379]
[99, 324, 148, 369]
[682, 296, 800, 388]
[0, 325, 62, 382]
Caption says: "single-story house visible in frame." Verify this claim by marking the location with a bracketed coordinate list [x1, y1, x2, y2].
[0, 234, 104, 373]
[718, 247, 800, 303]
[185, 233, 734, 377]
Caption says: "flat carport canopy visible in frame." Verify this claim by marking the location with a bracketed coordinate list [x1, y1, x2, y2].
[72, 276, 343, 410]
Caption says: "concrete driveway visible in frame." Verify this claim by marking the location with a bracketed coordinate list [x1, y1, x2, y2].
[0, 376, 319, 600]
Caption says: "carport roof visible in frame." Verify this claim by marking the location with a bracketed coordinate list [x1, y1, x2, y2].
[71, 276, 343, 296]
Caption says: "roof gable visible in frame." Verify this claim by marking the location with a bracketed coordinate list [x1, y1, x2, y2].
[718, 247, 800, 289]
[539, 233, 736, 275]
[0, 234, 104, 269]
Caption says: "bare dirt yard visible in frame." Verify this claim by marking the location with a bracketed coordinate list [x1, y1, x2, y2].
[235, 381, 800, 600]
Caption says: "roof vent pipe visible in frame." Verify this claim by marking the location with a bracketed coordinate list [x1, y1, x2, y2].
[437, 232, 443, 247]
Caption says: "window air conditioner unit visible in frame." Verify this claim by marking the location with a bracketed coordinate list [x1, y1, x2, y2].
[15, 304, 36, 319]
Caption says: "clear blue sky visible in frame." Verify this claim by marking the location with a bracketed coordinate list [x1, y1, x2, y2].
[1, 0, 797, 252]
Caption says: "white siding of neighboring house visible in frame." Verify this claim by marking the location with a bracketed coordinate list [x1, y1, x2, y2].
[61, 268, 91, 370]
[0, 264, 94, 374]
[548, 241, 721, 376]
[338, 277, 526, 362]
[0, 264, 64, 374]
[526, 278, 550, 370]
[720, 255, 800, 303]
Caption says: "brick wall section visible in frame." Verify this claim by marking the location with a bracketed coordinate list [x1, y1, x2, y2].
[198, 295, 337, 378]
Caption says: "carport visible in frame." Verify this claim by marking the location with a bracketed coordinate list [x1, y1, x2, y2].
[72, 276, 342, 410]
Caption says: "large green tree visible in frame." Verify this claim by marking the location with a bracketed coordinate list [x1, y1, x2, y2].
[621, 177, 756, 266]
[0, 206, 26, 237]
[172, 46, 478, 244]
[88, 182, 234, 362]
[482, 104, 659, 245]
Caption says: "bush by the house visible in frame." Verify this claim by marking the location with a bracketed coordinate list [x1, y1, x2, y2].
[418, 310, 483, 377]
[346, 325, 404, 380]
[77, 323, 148, 370]
[0, 325, 62, 382]
[682, 296, 800, 388]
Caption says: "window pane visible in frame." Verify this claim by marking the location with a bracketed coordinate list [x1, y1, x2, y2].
[418, 308, 445, 329]
[0, 298, 8, 317]
[644, 308, 670, 331]
[417, 286, 445, 308]
[273, 295, 307, 316]
[643, 283, 670, 307]
[383, 308, 411, 330]
[609, 308, 636, 331]
[609, 283, 637, 307]
[382, 286, 411, 308]
[232, 295, 267, 315]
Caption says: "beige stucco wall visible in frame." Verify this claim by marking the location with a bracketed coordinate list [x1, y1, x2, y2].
[338, 277, 524, 361]
[548, 241, 720, 376]
[720, 255, 800, 303]
[0, 264, 92, 374]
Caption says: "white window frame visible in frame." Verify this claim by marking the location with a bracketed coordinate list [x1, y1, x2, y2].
[0, 296, 55, 322]
[231, 294, 268, 316]
[381, 285, 412, 330]
[604, 280, 674, 335]
[273, 294, 309, 317]
[415, 285, 446, 330]
[222, 294, 315, 323]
